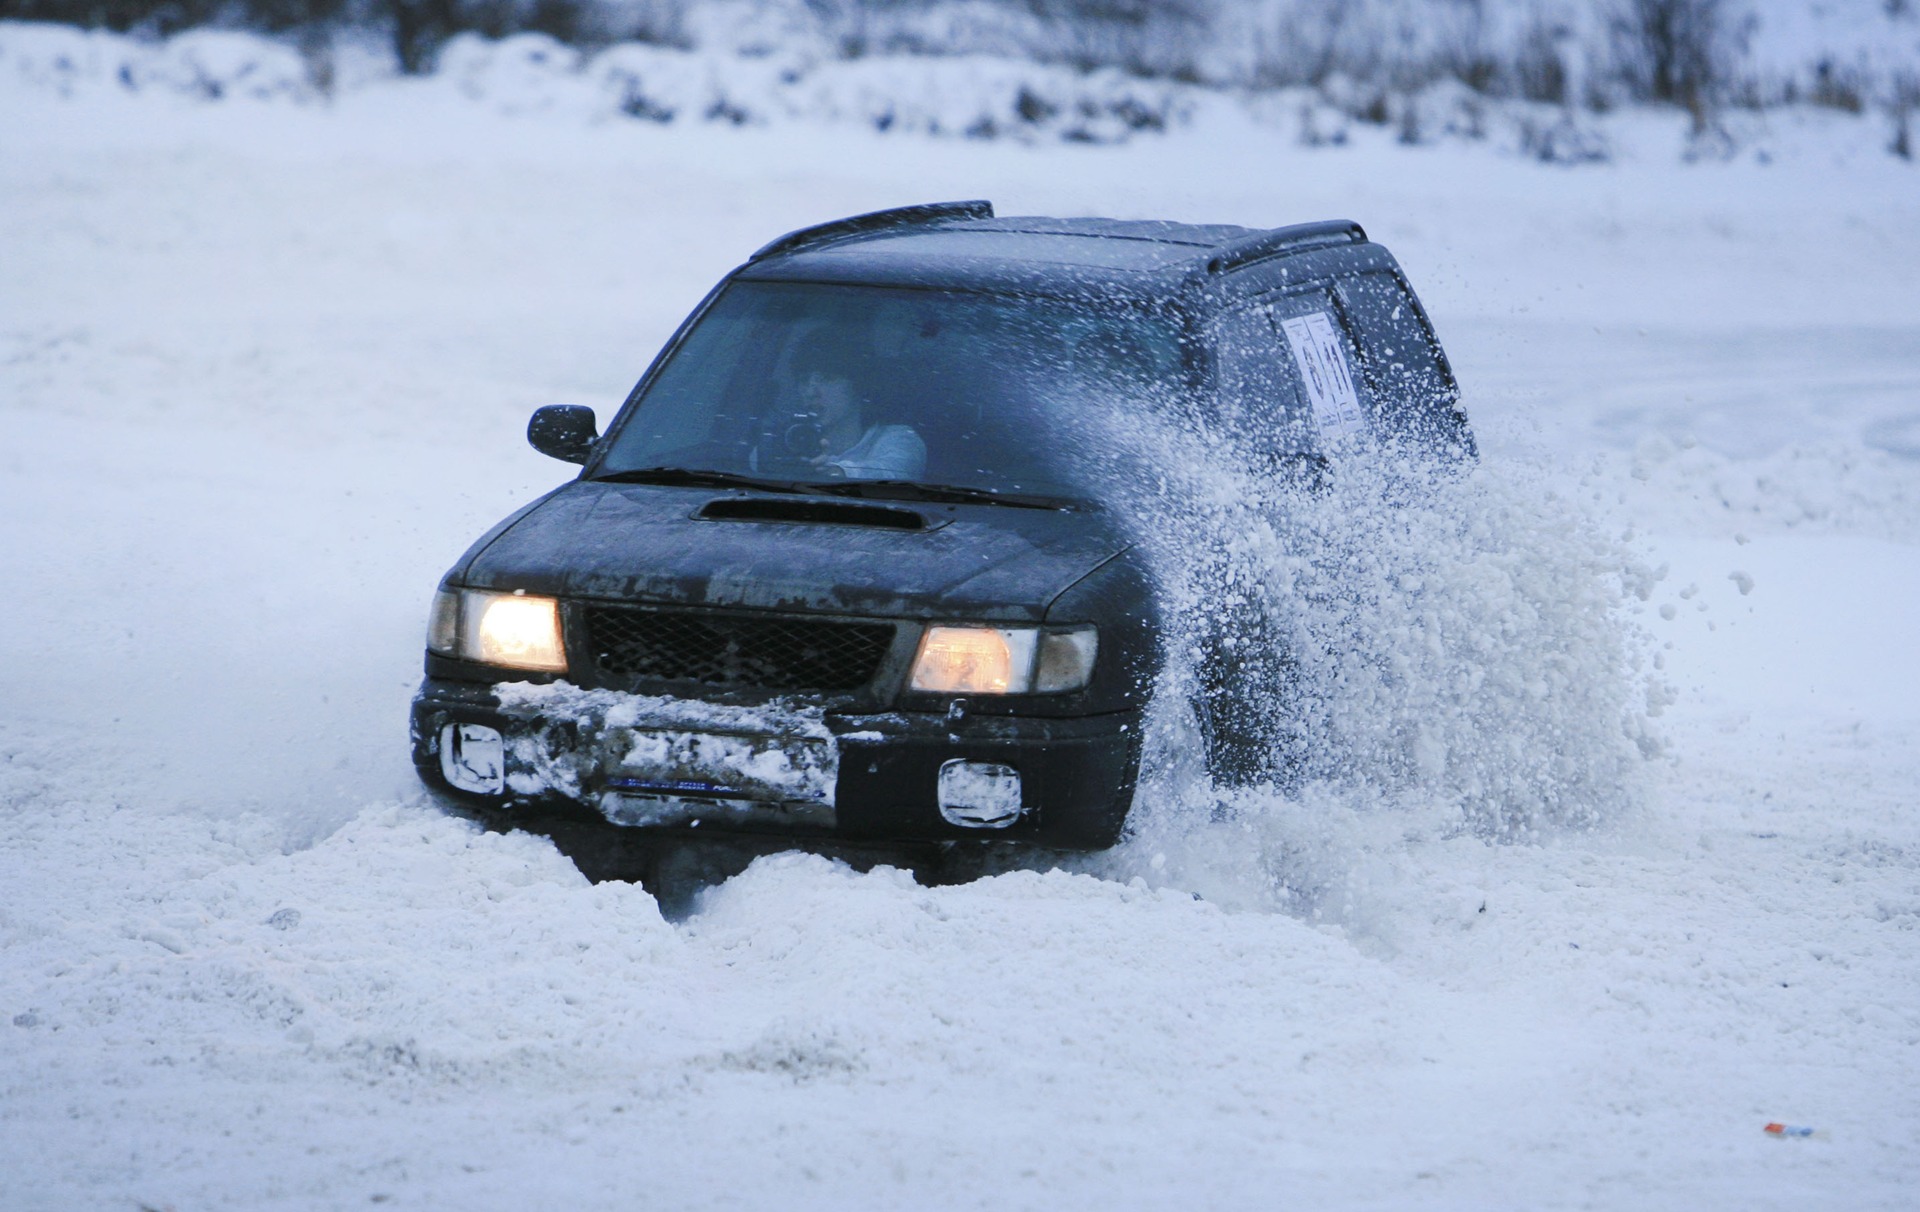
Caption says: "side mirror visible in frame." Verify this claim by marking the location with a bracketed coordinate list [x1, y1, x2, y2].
[528, 405, 599, 464]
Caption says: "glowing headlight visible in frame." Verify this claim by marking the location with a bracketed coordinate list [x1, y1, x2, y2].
[910, 625, 1096, 695]
[911, 626, 1037, 694]
[425, 588, 567, 673]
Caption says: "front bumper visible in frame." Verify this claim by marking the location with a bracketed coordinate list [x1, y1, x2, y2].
[410, 677, 1141, 850]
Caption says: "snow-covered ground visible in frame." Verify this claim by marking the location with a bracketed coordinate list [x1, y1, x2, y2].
[3, 38, 1919, 1210]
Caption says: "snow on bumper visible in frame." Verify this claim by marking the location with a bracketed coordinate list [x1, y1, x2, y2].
[485, 681, 838, 829]
[409, 677, 1142, 848]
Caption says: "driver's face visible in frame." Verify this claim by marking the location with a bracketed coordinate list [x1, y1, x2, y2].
[802, 372, 858, 428]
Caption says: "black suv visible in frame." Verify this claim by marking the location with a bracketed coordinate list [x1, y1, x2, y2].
[410, 201, 1468, 854]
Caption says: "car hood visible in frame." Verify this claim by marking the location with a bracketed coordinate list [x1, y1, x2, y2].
[456, 480, 1131, 622]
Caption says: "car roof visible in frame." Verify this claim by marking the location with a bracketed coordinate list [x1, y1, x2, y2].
[733, 205, 1373, 301]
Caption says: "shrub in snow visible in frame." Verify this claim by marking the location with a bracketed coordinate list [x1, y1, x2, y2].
[128, 28, 316, 100]
[591, 40, 703, 121]
[1279, 91, 1353, 146]
[0, 20, 317, 101]
[568, 35, 1189, 138]
[592, 40, 794, 124]
[438, 30, 582, 107]
[1516, 106, 1612, 162]
[773, 53, 1189, 140]
[1395, 77, 1489, 144]
[0, 21, 122, 97]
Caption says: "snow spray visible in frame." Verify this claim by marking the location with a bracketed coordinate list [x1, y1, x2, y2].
[1062, 382, 1662, 915]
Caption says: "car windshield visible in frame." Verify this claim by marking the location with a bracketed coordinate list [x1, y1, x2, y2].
[595, 281, 1188, 501]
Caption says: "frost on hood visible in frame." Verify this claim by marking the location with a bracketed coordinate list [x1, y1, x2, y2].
[492, 683, 838, 823]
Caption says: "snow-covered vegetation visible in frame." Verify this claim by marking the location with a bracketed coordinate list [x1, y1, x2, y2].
[3, 0, 1918, 156]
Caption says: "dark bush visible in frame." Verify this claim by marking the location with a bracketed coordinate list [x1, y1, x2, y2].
[1513, 18, 1568, 105]
[0, 0, 684, 73]
[1611, 0, 1751, 115]
[1810, 57, 1867, 113]
[1891, 71, 1918, 159]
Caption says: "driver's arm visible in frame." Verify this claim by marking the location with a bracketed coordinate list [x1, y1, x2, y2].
[837, 425, 928, 481]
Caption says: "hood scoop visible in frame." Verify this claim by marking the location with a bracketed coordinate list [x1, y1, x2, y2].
[695, 496, 933, 531]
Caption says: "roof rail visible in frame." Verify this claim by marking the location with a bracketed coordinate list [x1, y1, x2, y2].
[1205, 220, 1366, 275]
[749, 200, 995, 262]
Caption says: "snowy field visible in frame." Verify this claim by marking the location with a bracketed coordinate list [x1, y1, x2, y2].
[4, 39, 1920, 1210]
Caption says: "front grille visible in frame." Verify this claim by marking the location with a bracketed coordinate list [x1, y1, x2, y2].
[579, 605, 894, 692]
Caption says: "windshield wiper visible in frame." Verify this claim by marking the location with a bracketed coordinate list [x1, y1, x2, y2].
[595, 467, 1081, 510]
[816, 480, 1081, 511]
[592, 467, 816, 494]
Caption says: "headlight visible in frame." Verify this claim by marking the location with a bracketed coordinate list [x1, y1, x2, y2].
[425, 588, 567, 673]
[910, 625, 1096, 695]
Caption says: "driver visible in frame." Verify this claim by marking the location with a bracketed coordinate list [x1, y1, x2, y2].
[790, 350, 927, 481]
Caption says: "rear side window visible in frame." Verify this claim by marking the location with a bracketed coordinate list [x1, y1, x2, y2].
[1207, 288, 1372, 457]
[1208, 305, 1315, 455]
[1209, 272, 1467, 459]
[1331, 271, 1463, 444]
[1270, 290, 1370, 441]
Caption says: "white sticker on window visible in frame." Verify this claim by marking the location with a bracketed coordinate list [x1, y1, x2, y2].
[1280, 311, 1367, 437]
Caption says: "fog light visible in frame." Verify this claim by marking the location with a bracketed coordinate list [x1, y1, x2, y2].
[439, 723, 505, 795]
[937, 759, 1024, 828]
